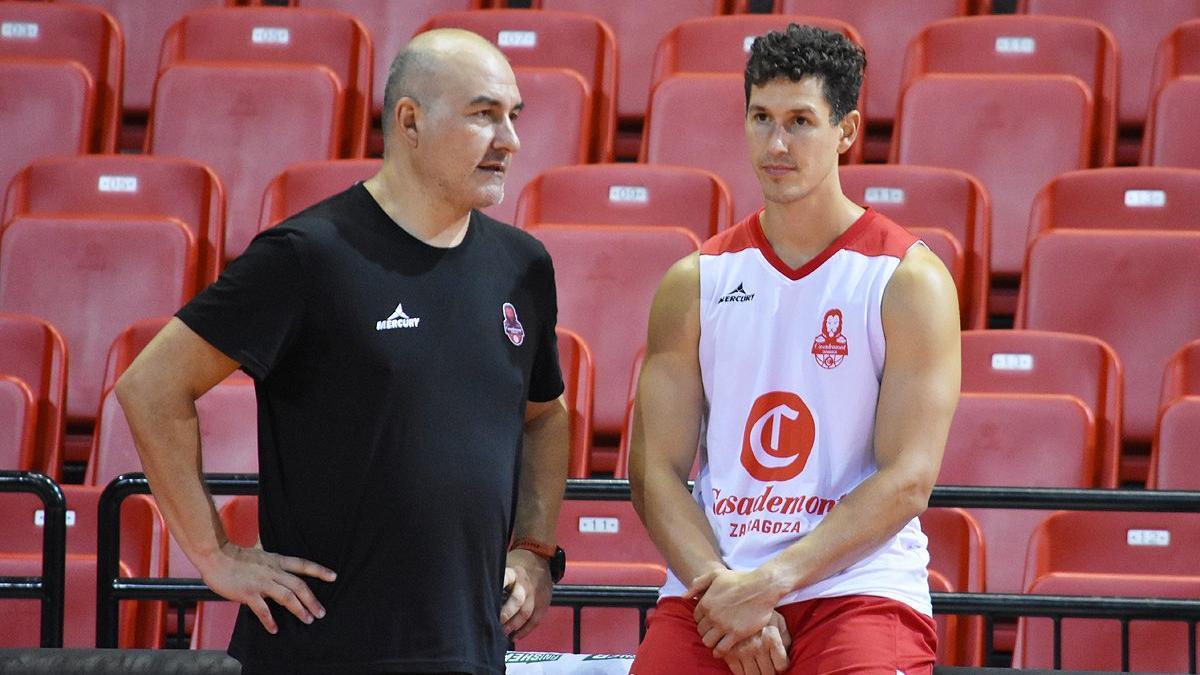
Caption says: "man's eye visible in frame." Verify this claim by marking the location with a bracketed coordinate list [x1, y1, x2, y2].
[753, 113, 769, 123]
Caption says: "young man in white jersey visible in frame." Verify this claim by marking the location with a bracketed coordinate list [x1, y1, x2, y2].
[629, 24, 961, 675]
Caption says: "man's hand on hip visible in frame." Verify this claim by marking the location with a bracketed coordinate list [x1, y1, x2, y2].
[197, 541, 337, 635]
[501, 548, 553, 639]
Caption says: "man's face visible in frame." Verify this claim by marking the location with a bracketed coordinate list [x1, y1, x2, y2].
[413, 52, 522, 211]
[745, 76, 855, 206]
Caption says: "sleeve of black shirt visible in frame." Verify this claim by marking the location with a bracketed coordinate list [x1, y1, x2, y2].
[528, 248, 565, 403]
[175, 228, 306, 381]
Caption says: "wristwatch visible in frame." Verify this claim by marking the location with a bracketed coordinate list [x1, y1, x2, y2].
[511, 537, 567, 584]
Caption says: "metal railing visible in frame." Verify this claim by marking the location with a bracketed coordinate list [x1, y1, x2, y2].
[95, 474, 1200, 672]
[0, 471, 66, 647]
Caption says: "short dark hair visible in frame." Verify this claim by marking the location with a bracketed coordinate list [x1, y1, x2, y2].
[744, 23, 866, 124]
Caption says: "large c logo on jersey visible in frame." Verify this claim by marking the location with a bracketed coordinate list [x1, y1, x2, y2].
[740, 392, 816, 482]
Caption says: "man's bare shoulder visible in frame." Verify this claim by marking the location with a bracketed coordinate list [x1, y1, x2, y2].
[884, 245, 959, 323]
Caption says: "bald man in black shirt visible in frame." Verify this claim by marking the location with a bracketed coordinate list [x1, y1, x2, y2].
[117, 29, 568, 674]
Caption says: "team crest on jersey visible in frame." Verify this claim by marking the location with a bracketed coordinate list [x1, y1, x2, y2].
[502, 302, 525, 346]
[811, 308, 848, 369]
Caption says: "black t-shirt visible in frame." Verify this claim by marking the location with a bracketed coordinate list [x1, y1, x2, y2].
[176, 184, 563, 674]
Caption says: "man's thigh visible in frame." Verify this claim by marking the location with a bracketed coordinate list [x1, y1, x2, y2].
[630, 597, 730, 675]
[782, 595, 937, 675]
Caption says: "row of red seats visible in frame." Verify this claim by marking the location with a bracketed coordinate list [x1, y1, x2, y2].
[2, 154, 1200, 479]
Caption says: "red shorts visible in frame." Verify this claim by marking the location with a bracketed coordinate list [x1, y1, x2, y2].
[631, 595, 936, 675]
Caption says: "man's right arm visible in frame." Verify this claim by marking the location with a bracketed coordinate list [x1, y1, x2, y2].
[115, 318, 336, 634]
[628, 253, 725, 587]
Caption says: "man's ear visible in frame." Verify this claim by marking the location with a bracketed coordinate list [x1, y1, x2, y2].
[837, 109, 862, 154]
[396, 97, 420, 147]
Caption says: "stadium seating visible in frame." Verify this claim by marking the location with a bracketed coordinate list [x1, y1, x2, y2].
[1014, 509, 1200, 671]
[1151, 18, 1200, 95]
[527, 224, 701, 473]
[3, 155, 226, 289]
[960, 330, 1122, 489]
[279, 0, 487, 115]
[517, 498, 666, 653]
[514, 164, 734, 243]
[922, 507, 987, 666]
[751, 0, 971, 161]
[1028, 167, 1200, 245]
[0, 58, 95, 200]
[1017, 231, 1200, 482]
[0, 313, 66, 479]
[0, 375, 34, 472]
[839, 165, 991, 330]
[558, 328, 595, 478]
[69, 0, 232, 118]
[892, 74, 1093, 314]
[482, 67, 593, 225]
[0, 1, 122, 153]
[1142, 76, 1200, 168]
[641, 74, 761, 222]
[159, 6, 372, 158]
[0, 485, 165, 647]
[1149, 339, 1200, 489]
[649, 15, 866, 165]
[1016, 0, 1200, 164]
[513, 0, 726, 158]
[901, 15, 1117, 167]
[420, 9, 617, 162]
[145, 61, 345, 263]
[259, 159, 381, 231]
[0, 216, 197, 467]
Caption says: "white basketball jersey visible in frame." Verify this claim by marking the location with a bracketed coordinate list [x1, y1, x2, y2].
[659, 208, 932, 616]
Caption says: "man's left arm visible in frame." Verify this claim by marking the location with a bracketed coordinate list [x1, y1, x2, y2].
[501, 396, 569, 639]
[691, 246, 961, 656]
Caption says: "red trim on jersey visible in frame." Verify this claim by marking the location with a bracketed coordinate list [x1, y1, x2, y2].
[701, 207, 918, 281]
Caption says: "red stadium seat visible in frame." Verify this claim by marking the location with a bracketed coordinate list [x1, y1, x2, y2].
[1151, 18, 1200, 98]
[3, 155, 226, 289]
[901, 16, 1117, 167]
[1014, 509, 1200, 671]
[88, 376, 258, 584]
[960, 330, 1123, 489]
[939, 393, 1099, 593]
[1142, 76, 1200, 168]
[514, 164, 734, 243]
[0, 58, 95, 201]
[0, 375, 34, 472]
[528, 225, 700, 473]
[641, 74, 761, 222]
[515, 0, 727, 158]
[517, 498, 666, 653]
[557, 328, 595, 478]
[0, 216, 197, 466]
[839, 165, 990, 330]
[922, 507, 987, 666]
[892, 74, 1093, 315]
[1017, 231, 1200, 481]
[752, 0, 970, 161]
[420, 9, 617, 162]
[69, 0, 232, 118]
[1017, 0, 1200, 164]
[482, 67, 592, 225]
[0, 313, 66, 479]
[159, 7, 371, 159]
[146, 62, 344, 263]
[191, 495, 259, 650]
[1150, 340, 1200, 489]
[0, 485, 165, 647]
[649, 15, 866, 165]
[0, 556, 136, 647]
[258, 159, 381, 231]
[279, 0, 486, 114]
[1028, 168, 1200, 248]
[0, 2, 121, 153]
